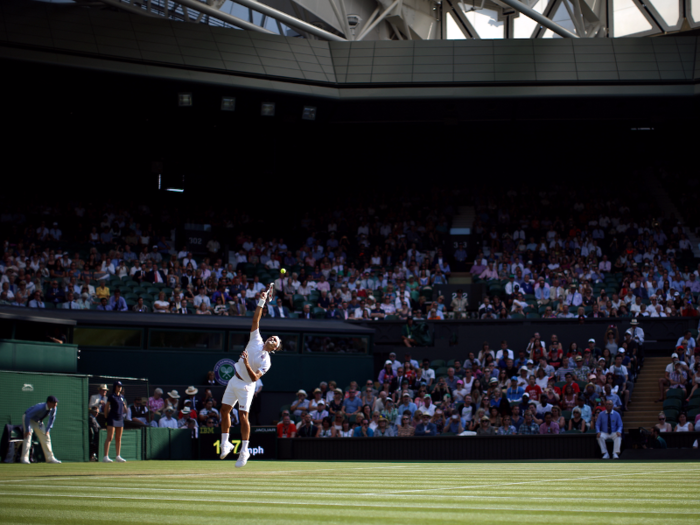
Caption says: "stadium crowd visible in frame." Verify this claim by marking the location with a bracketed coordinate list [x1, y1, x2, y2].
[274, 328, 656, 439]
[2, 179, 698, 322]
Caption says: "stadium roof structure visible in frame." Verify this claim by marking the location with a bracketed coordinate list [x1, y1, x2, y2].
[42, 0, 700, 40]
[0, 307, 376, 334]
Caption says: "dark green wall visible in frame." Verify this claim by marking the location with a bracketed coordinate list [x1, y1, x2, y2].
[78, 348, 373, 391]
[0, 339, 78, 374]
[0, 371, 88, 462]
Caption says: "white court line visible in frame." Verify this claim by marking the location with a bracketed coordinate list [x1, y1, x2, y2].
[0, 464, 695, 487]
[0, 464, 416, 484]
[0, 491, 691, 515]
[4, 483, 697, 504]
[370, 468, 700, 495]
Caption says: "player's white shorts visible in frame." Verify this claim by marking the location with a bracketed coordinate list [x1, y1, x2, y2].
[222, 375, 256, 412]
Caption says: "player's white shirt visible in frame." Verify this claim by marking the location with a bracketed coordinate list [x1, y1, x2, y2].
[235, 329, 271, 382]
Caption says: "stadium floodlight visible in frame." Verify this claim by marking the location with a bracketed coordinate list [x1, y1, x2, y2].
[302, 106, 317, 121]
[221, 97, 236, 111]
[165, 188, 184, 193]
[178, 93, 192, 106]
[261, 102, 275, 116]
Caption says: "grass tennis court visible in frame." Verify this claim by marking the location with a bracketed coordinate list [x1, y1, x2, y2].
[1, 460, 699, 524]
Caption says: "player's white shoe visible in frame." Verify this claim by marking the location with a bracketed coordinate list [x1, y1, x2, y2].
[47, 458, 61, 464]
[612, 453, 619, 459]
[20, 459, 30, 464]
[220, 440, 234, 459]
[101, 456, 113, 463]
[235, 450, 250, 468]
[602, 453, 610, 459]
[115, 456, 126, 463]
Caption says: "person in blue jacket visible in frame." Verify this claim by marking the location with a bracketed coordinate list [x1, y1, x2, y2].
[21, 395, 61, 464]
[102, 381, 127, 463]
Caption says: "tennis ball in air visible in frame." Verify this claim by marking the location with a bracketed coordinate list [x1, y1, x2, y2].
[281, 268, 286, 275]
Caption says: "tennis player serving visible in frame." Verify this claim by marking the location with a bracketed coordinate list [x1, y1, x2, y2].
[220, 283, 280, 467]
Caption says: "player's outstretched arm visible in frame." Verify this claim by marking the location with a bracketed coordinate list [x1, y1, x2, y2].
[251, 283, 274, 333]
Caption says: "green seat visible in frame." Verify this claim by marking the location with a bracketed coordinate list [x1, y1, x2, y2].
[435, 367, 449, 377]
[311, 307, 326, 319]
[562, 410, 572, 420]
[126, 299, 136, 307]
[663, 398, 682, 410]
[687, 408, 700, 420]
[510, 313, 525, 319]
[430, 360, 446, 368]
[446, 359, 455, 367]
[663, 408, 679, 421]
[554, 381, 566, 389]
[287, 312, 299, 319]
[133, 287, 146, 294]
[245, 310, 254, 317]
[146, 287, 160, 295]
[140, 294, 155, 302]
[687, 398, 700, 410]
[666, 389, 684, 399]
[385, 315, 399, 320]
[691, 389, 700, 400]
[162, 287, 173, 296]
[526, 313, 541, 319]
[125, 293, 139, 301]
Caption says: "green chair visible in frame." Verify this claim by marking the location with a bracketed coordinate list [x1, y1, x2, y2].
[125, 293, 139, 301]
[435, 367, 449, 377]
[666, 389, 684, 400]
[311, 307, 326, 319]
[287, 312, 299, 319]
[562, 410, 572, 421]
[446, 359, 455, 367]
[510, 313, 525, 319]
[430, 360, 446, 368]
[526, 313, 541, 319]
[663, 398, 682, 410]
[686, 408, 700, 421]
[245, 310, 254, 317]
[146, 287, 160, 295]
[133, 287, 146, 295]
[663, 408, 679, 420]
[687, 398, 700, 410]
[385, 315, 399, 320]
[691, 389, 700, 400]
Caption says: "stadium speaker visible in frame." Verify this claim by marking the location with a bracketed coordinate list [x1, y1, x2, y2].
[302, 106, 317, 121]
[221, 97, 236, 112]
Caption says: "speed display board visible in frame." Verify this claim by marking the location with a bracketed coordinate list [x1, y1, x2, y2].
[199, 426, 277, 460]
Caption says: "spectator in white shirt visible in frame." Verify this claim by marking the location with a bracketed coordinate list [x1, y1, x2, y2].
[159, 407, 179, 429]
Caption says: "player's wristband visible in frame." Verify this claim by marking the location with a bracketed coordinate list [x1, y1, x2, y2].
[257, 299, 267, 308]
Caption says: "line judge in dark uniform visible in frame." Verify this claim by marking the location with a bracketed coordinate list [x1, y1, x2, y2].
[102, 381, 127, 463]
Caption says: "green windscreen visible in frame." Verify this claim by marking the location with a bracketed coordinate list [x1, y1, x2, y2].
[0, 370, 88, 462]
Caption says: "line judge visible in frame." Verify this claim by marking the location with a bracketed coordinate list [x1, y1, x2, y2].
[21, 395, 61, 464]
[220, 283, 280, 467]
